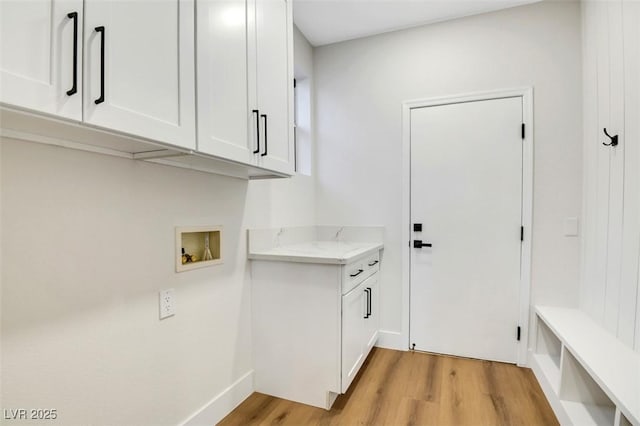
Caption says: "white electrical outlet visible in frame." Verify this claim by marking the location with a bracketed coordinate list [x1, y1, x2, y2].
[159, 288, 175, 320]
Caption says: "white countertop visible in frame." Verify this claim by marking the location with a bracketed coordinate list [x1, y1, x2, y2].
[248, 241, 383, 264]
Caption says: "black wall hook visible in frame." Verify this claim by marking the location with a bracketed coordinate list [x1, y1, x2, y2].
[603, 128, 618, 147]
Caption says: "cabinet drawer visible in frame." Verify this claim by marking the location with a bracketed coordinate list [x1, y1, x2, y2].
[364, 252, 380, 275]
[342, 262, 366, 294]
[342, 251, 380, 294]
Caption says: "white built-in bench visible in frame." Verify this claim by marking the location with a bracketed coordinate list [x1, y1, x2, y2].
[531, 306, 640, 426]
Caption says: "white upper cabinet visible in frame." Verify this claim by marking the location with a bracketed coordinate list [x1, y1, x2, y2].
[1, 0, 195, 150]
[83, 0, 195, 149]
[0, 0, 83, 121]
[197, 0, 294, 174]
[0, 0, 293, 179]
[196, 0, 254, 164]
[254, 0, 294, 174]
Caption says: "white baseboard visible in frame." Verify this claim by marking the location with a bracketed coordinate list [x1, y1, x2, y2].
[376, 330, 407, 351]
[180, 370, 254, 426]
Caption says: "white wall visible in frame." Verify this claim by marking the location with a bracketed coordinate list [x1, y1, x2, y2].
[0, 138, 315, 426]
[246, 26, 316, 227]
[314, 1, 584, 349]
[1, 25, 315, 426]
[293, 25, 314, 176]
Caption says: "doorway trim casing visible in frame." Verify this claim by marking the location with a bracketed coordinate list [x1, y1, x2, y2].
[401, 87, 534, 367]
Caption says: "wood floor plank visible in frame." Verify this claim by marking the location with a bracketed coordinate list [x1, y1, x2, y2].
[218, 348, 558, 426]
[405, 351, 443, 403]
[390, 397, 440, 426]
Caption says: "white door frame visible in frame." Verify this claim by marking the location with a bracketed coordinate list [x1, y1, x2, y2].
[401, 87, 534, 366]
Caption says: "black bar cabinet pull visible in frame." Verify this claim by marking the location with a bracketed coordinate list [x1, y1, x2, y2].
[350, 269, 363, 278]
[368, 260, 379, 267]
[252, 110, 260, 153]
[603, 128, 618, 147]
[66, 12, 78, 96]
[364, 288, 370, 318]
[94, 26, 105, 104]
[366, 287, 372, 317]
[261, 114, 268, 156]
[413, 240, 432, 248]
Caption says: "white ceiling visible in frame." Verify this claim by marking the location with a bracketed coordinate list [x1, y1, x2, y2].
[293, 0, 542, 46]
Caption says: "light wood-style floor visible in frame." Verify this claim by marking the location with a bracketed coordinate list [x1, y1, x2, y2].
[219, 347, 558, 426]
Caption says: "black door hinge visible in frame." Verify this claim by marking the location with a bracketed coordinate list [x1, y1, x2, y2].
[521, 123, 525, 139]
[517, 326, 521, 341]
[520, 226, 524, 241]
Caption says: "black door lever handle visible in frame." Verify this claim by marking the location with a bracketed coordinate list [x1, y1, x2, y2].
[413, 240, 432, 248]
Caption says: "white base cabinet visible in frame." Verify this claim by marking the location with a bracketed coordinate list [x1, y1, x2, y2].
[251, 250, 381, 409]
[342, 272, 379, 393]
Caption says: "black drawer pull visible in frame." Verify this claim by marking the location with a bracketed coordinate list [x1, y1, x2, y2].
[364, 288, 370, 318]
[368, 260, 379, 266]
[94, 26, 105, 104]
[252, 110, 260, 154]
[66, 12, 78, 96]
[350, 269, 363, 278]
[261, 114, 268, 156]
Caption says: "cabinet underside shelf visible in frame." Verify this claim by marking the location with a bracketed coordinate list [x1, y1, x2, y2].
[0, 106, 289, 180]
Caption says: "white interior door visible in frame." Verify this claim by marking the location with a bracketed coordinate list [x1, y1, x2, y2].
[409, 96, 523, 364]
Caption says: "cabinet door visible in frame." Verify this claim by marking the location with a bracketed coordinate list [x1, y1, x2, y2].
[255, 0, 294, 174]
[341, 282, 366, 393]
[364, 273, 380, 355]
[196, 0, 256, 164]
[0, 0, 82, 120]
[83, 0, 195, 149]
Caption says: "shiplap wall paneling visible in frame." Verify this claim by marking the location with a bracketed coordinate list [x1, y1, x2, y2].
[603, 0, 626, 338]
[621, 1, 640, 351]
[581, 0, 605, 321]
[582, 1, 612, 323]
[581, 0, 640, 350]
